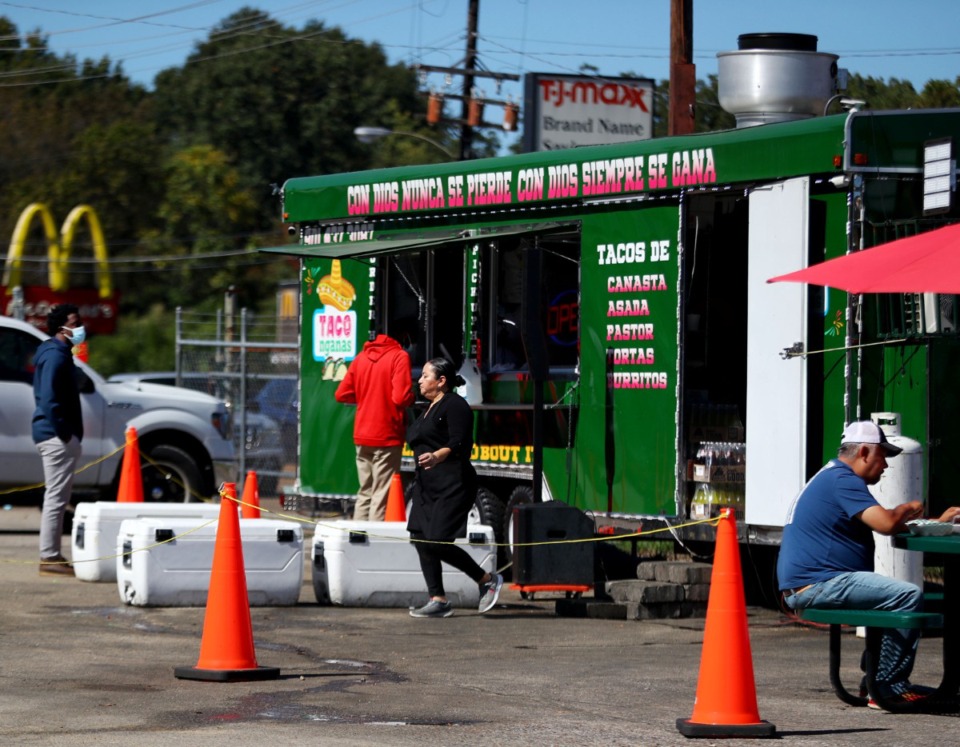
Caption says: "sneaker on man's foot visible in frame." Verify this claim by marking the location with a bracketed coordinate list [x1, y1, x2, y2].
[478, 572, 503, 614]
[39, 556, 74, 577]
[409, 599, 453, 618]
[867, 685, 934, 711]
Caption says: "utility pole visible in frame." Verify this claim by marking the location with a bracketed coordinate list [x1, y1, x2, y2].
[669, 0, 696, 136]
[414, 0, 519, 159]
[459, 0, 479, 160]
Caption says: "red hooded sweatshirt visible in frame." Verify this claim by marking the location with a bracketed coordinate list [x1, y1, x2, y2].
[335, 335, 414, 447]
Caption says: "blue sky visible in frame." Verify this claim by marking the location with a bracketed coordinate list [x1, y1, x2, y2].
[2, 0, 958, 98]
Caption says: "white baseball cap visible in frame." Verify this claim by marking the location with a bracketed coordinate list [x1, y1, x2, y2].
[840, 421, 903, 456]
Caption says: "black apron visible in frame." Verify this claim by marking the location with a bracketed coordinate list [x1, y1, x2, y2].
[406, 392, 477, 541]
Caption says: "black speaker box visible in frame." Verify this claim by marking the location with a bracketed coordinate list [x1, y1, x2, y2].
[512, 501, 594, 586]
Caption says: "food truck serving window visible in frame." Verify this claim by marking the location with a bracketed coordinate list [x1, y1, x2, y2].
[485, 233, 580, 373]
[374, 226, 581, 376]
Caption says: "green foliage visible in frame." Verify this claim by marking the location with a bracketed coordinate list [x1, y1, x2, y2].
[51, 120, 166, 247]
[87, 304, 175, 377]
[651, 74, 735, 136]
[652, 79, 669, 138]
[0, 17, 154, 287]
[134, 144, 268, 311]
[845, 74, 920, 110]
[152, 8, 425, 226]
[694, 74, 736, 133]
[920, 78, 960, 109]
[361, 105, 459, 167]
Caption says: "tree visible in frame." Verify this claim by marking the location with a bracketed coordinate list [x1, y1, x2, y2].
[920, 78, 960, 109]
[845, 74, 920, 110]
[694, 74, 736, 133]
[647, 75, 735, 137]
[51, 120, 166, 248]
[152, 8, 426, 227]
[134, 144, 265, 311]
[87, 303, 175, 375]
[0, 17, 155, 285]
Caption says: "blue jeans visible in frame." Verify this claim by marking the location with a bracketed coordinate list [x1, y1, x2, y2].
[784, 572, 923, 694]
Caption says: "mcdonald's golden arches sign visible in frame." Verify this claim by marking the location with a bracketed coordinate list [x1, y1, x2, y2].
[1, 203, 119, 333]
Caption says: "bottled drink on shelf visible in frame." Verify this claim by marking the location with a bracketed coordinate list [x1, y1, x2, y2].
[691, 483, 712, 519]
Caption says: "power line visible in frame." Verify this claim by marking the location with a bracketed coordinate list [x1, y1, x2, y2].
[8, 246, 272, 264]
[0, 1, 356, 84]
[2, 0, 958, 92]
[3, 248, 294, 276]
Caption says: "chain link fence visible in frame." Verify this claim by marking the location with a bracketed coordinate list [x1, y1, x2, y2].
[175, 306, 298, 496]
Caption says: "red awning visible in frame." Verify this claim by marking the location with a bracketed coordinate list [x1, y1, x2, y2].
[767, 223, 960, 294]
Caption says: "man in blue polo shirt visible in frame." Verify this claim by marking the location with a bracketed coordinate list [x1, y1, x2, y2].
[779, 420, 960, 709]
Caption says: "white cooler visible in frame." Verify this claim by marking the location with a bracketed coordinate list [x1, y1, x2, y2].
[72, 501, 223, 582]
[311, 520, 496, 607]
[116, 517, 303, 607]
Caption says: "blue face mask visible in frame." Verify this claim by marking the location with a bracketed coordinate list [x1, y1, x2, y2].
[64, 325, 86, 345]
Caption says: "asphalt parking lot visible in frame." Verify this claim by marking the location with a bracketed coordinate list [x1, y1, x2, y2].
[2, 501, 959, 746]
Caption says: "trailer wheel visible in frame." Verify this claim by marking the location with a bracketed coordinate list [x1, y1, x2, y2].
[503, 485, 535, 553]
[469, 487, 506, 567]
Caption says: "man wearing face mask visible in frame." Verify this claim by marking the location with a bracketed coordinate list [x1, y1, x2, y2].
[32, 304, 85, 576]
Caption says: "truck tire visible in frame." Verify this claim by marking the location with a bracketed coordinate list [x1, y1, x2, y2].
[469, 486, 506, 568]
[503, 485, 534, 549]
[140, 444, 203, 503]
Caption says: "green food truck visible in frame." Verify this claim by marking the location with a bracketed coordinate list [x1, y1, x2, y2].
[267, 106, 960, 565]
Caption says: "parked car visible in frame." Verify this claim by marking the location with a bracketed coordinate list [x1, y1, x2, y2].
[253, 377, 298, 461]
[106, 372, 284, 495]
[0, 316, 235, 504]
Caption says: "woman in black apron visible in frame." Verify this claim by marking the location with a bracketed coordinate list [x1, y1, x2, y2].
[407, 357, 503, 617]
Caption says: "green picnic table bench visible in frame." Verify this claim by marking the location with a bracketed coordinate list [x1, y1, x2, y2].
[798, 607, 944, 712]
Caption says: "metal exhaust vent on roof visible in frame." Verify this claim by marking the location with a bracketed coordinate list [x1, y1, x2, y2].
[717, 33, 840, 128]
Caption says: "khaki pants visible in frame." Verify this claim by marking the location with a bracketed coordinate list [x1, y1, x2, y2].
[353, 445, 402, 521]
[37, 435, 81, 559]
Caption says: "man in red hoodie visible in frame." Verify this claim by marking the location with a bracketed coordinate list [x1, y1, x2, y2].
[335, 330, 415, 520]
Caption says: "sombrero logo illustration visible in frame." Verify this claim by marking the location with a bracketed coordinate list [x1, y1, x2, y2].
[312, 259, 358, 363]
[316, 259, 356, 311]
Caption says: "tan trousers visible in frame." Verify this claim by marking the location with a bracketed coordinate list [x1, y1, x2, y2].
[353, 445, 402, 521]
[37, 435, 81, 559]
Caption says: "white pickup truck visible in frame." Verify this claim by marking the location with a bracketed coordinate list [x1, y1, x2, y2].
[0, 315, 235, 503]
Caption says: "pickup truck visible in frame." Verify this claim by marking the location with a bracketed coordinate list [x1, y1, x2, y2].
[0, 315, 235, 503]
[106, 371, 284, 495]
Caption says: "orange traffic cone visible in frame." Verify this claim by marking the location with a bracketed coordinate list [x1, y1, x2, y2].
[384, 473, 406, 522]
[241, 471, 261, 519]
[174, 483, 280, 682]
[116, 426, 144, 503]
[676, 510, 775, 738]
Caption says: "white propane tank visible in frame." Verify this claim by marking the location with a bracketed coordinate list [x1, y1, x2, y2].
[869, 412, 923, 588]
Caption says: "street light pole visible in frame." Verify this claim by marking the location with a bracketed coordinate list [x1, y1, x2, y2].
[353, 126, 456, 160]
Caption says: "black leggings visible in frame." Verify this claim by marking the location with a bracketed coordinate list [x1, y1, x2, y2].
[412, 532, 486, 598]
